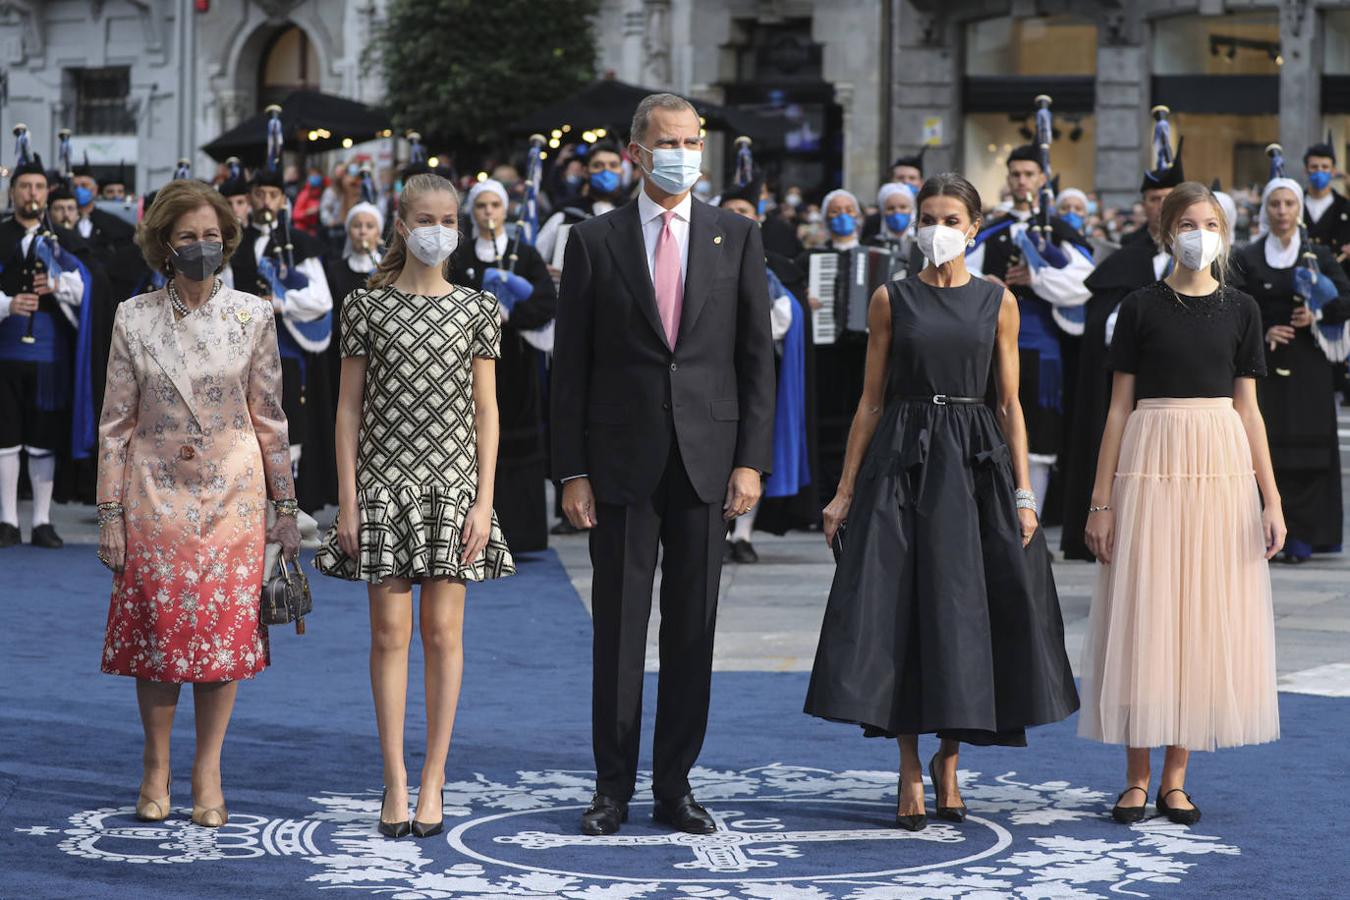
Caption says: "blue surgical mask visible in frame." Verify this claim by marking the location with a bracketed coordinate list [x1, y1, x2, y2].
[903, 183, 919, 198]
[757, 198, 768, 216]
[307, 174, 323, 188]
[1309, 170, 1333, 191]
[828, 213, 856, 237]
[884, 211, 911, 233]
[1086, 199, 1098, 216]
[74, 185, 94, 207]
[1061, 211, 1084, 232]
[589, 169, 620, 194]
[636, 143, 703, 195]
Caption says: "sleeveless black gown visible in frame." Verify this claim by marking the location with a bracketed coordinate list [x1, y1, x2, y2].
[804, 275, 1079, 745]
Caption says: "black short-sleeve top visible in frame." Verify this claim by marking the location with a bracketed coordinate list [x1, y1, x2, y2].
[1108, 281, 1266, 399]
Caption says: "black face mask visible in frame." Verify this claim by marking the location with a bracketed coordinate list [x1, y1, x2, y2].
[170, 241, 224, 282]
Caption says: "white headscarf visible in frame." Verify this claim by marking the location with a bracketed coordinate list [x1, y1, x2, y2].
[876, 183, 910, 208]
[1259, 177, 1304, 269]
[1055, 187, 1088, 209]
[342, 201, 385, 271]
[1212, 190, 1238, 246]
[876, 183, 914, 238]
[821, 189, 860, 218]
[467, 179, 510, 239]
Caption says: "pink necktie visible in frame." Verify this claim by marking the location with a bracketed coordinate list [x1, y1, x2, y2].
[653, 210, 684, 346]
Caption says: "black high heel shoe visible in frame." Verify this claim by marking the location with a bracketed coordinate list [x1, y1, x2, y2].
[378, 787, 411, 838]
[894, 773, 927, 832]
[928, 752, 968, 823]
[1111, 786, 1150, 824]
[412, 787, 445, 839]
[1156, 788, 1202, 825]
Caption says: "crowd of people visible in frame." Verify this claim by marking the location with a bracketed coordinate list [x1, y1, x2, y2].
[1, 92, 1344, 836]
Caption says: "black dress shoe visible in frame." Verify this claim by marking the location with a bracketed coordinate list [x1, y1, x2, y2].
[550, 519, 580, 536]
[652, 793, 716, 834]
[928, 753, 968, 823]
[1111, 786, 1150, 824]
[378, 787, 411, 838]
[412, 787, 445, 839]
[1156, 788, 1202, 825]
[894, 812, 928, 831]
[0, 523, 19, 548]
[30, 523, 63, 549]
[580, 793, 628, 835]
[729, 539, 759, 564]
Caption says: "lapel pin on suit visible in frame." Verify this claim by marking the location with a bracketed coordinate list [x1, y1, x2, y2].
[713, 235, 723, 245]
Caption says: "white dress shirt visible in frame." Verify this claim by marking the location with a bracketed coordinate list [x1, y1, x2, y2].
[1306, 192, 1334, 224]
[637, 188, 690, 286]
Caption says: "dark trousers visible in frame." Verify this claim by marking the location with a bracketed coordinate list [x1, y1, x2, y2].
[590, 443, 725, 803]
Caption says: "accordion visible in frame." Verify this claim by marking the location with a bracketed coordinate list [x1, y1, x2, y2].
[808, 246, 899, 345]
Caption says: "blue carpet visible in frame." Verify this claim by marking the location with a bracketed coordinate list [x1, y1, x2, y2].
[2, 545, 1348, 899]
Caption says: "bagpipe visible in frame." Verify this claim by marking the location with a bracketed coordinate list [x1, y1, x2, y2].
[1013, 94, 1071, 272]
[1293, 235, 1350, 363]
[480, 133, 553, 353]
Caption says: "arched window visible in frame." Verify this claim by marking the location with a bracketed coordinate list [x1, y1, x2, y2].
[258, 24, 319, 111]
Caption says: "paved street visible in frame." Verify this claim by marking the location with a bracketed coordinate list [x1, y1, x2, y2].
[28, 412, 1350, 694]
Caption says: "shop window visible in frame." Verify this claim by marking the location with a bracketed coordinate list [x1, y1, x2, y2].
[964, 16, 1096, 77]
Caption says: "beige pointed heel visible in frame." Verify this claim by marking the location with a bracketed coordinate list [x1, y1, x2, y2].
[191, 804, 228, 828]
[135, 775, 172, 822]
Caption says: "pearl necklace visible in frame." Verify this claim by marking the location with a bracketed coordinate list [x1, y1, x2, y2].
[167, 277, 222, 319]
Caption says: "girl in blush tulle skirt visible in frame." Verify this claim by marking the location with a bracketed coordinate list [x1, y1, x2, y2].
[1080, 182, 1282, 827]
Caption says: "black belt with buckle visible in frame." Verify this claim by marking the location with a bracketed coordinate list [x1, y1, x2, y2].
[902, 394, 984, 406]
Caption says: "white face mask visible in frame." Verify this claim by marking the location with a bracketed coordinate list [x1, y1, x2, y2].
[916, 224, 973, 267]
[403, 223, 459, 266]
[1174, 229, 1223, 271]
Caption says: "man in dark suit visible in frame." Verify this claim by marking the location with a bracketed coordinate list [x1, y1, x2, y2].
[552, 93, 776, 837]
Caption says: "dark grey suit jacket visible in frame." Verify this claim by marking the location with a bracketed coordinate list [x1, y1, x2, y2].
[551, 197, 775, 506]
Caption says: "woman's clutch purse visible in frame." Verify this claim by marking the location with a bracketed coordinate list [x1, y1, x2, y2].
[261, 507, 319, 634]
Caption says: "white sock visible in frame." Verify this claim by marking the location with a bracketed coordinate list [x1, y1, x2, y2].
[26, 451, 56, 527]
[732, 501, 758, 542]
[0, 447, 19, 527]
[1028, 460, 1052, 508]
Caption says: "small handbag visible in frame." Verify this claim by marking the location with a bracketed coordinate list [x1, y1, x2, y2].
[261, 555, 312, 633]
[260, 506, 318, 634]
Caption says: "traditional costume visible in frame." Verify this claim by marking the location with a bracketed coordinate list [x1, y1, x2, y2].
[0, 130, 95, 547]
[1301, 134, 1350, 255]
[224, 120, 334, 512]
[446, 179, 555, 554]
[1233, 160, 1350, 561]
[1060, 138, 1183, 560]
[967, 145, 1093, 509]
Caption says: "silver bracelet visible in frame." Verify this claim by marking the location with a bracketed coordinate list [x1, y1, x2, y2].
[1088, 505, 1112, 513]
[1015, 497, 1039, 514]
[1014, 488, 1036, 501]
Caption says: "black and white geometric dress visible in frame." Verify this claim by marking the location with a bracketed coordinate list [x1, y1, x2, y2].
[314, 285, 516, 583]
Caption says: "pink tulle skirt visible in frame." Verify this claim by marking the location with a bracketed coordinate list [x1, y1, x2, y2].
[1078, 398, 1279, 751]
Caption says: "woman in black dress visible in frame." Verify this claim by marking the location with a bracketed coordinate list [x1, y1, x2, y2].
[446, 179, 556, 553]
[805, 173, 1078, 831]
[1232, 175, 1350, 562]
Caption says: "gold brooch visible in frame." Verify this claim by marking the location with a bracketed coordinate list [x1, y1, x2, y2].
[235, 308, 252, 324]
[713, 235, 723, 245]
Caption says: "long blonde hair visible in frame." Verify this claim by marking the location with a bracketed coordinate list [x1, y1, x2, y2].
[367, 173, 459, 289]
[1159, 181, 1232, 292]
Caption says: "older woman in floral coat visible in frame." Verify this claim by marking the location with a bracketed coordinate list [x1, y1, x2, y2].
[96, 179, 299, 828]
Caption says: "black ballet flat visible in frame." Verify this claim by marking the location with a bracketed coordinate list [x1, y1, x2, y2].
[1157, 788, 1202, 826]
[1111, 786, 1150, 824]
[894, 774, 927, 831]
[928, 753, 968, 823]
[378, 787, 411, 838]
[412, 787, 445, 839]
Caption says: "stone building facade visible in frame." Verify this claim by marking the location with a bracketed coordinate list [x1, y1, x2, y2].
[0, 0, 385, 192]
